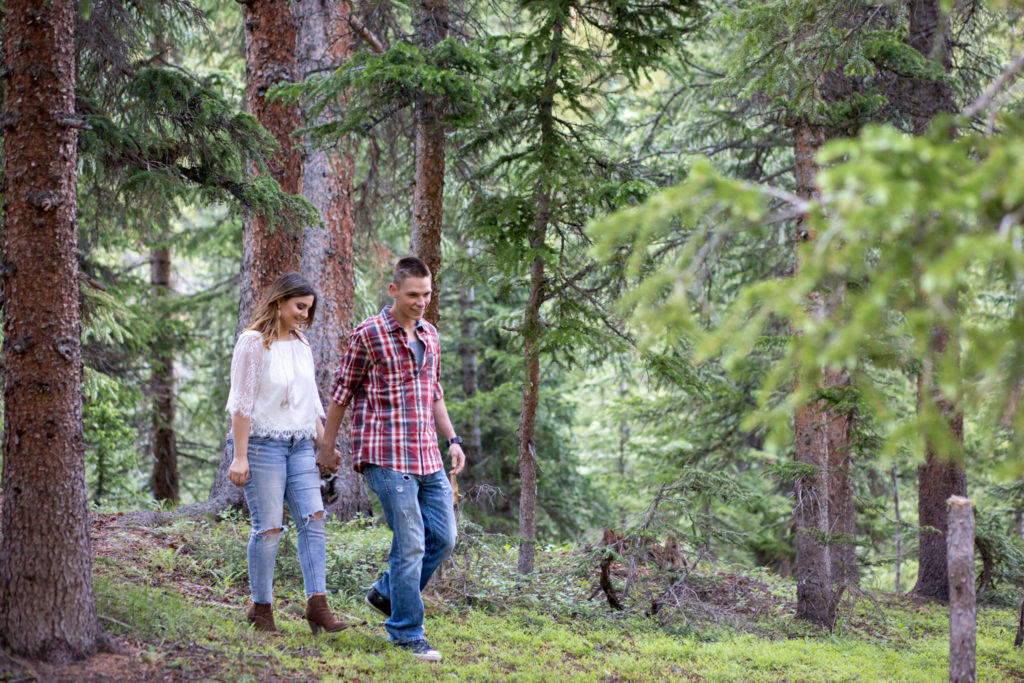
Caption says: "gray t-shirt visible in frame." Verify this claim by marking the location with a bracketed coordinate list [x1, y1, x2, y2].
[408, 339, 426, 373]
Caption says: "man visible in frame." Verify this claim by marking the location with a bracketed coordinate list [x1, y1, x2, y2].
[318, 256, 465, 662]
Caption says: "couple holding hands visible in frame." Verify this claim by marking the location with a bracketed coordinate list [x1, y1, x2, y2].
[224, 256, 465, 662]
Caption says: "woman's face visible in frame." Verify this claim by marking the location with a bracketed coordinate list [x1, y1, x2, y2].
[279, 295, 315, 333]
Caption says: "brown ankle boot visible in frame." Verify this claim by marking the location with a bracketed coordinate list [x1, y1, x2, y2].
[246, 602, 278, 632]
[305, 593, 350, 634]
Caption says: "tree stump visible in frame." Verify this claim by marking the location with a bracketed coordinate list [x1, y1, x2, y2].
[947, 495, 975, 683]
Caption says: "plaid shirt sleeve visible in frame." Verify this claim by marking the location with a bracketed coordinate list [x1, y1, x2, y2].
[330, 330, 371, 407]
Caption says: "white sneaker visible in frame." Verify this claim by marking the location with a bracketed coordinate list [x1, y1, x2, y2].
[395, 638, 442, 662]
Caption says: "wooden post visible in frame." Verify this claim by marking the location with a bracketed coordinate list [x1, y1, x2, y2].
[947, 495, 976, 683]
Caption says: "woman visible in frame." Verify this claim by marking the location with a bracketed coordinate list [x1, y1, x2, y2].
[225, 272, 347, 634]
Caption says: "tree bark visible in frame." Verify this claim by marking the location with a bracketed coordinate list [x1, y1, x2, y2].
[793, 393, 834, 627]
[149, 246, 179, 503]
[946, 496, 976, 683]
[208, 0, 306, 508]
[791, 123, 836, 628]
[411, 0, 448, 326]
[827, 369, 856, 586]
[237, 0, 305, 329]
[0, 0, 103, 660]
[295, 0, 371, 520]
[517, 252, 544, 575]
[913, 321, 966, 602]
[906, 0, 955, 135]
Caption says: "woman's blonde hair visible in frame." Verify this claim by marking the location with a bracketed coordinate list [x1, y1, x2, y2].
[247, 272, 318, 348]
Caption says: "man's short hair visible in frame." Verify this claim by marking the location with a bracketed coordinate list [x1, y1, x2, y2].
[393, 256, 431, 285]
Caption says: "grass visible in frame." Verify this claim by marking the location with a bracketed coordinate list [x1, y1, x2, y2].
[81, 514, 1024, 682]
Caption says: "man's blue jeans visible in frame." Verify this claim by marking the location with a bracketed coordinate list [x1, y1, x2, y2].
[241, 436, 326, 604]
[363, 464, 457, 643]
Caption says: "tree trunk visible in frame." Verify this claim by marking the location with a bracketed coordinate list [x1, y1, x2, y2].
[793, 394, 834, 627]
[208, 0, 306, 508]
[914, 450, 966, 600]
[0, 0, 103, 660]
[237, 0, 305, 329]
[913, 321, 966, 602]
[295, 0, 371, 520]
[517, 252, 545, 575]
[619, 378, 629, 477]
[905, 0, 966, 605]
[791, 123, 836, 628]
[150, 246, 179, 503]
[906, 0, 955, 136]
[893, 467, 903, 593]
[458, 274, 483, 477]
[516, 19, 562, 575]
[1015, 595, 1024, 647]
[827, 369, 857, 586]
[411, 0, 448, 326]
[947, 496, 976, 683]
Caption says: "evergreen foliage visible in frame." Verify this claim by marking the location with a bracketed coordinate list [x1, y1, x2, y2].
[4, 2, 1024, 661]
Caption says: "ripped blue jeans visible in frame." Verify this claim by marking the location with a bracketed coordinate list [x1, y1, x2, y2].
[363, 464, 457, 643]
[241, 436, 326, 603]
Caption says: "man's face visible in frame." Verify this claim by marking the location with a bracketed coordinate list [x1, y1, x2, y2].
[389, 275, 432, 321]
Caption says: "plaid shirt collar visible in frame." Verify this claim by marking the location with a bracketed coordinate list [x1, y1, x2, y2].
[381, 306, 427, 336]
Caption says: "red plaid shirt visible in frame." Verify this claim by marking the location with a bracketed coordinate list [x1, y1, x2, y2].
[330, 306, 445, 475]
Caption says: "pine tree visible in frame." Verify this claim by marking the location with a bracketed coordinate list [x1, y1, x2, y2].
[0, 0, 103, 660]
[464, 0, 699, 573]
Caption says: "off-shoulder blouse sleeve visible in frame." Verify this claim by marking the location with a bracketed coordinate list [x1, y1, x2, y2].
[225, 331, 265, 417]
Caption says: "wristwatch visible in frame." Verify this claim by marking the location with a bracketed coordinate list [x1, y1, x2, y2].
[446, 435, 463, 448]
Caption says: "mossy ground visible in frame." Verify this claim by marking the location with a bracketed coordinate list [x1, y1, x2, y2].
[3, 513, 1023, 682]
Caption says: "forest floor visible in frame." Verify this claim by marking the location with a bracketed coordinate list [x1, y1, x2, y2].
[1, 512, 1023, 682]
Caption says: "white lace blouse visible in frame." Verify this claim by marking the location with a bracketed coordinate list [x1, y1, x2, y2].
[224, 330, 326, 440]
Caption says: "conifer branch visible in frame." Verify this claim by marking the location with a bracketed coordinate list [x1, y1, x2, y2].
[174, 165, 247, 205]
[348, 15, 386, 55]
[79, 274, 108, 292]
[962, 49, 1024, 120]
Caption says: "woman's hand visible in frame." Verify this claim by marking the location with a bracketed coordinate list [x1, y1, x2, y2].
[316, 444, 342, 475]
[228, 457, 249, 487]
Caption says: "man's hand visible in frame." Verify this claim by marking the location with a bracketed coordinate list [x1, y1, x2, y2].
[316, 440, 342, 475]
[228, 457, 249, 487]
[448, 443, 465, 476]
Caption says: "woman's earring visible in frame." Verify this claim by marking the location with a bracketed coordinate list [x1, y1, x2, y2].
[276, 307, 281, 319]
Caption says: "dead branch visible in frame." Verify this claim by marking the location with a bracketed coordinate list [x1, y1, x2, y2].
[349, 15, 386, 54]
[599, 553, 625, 610]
